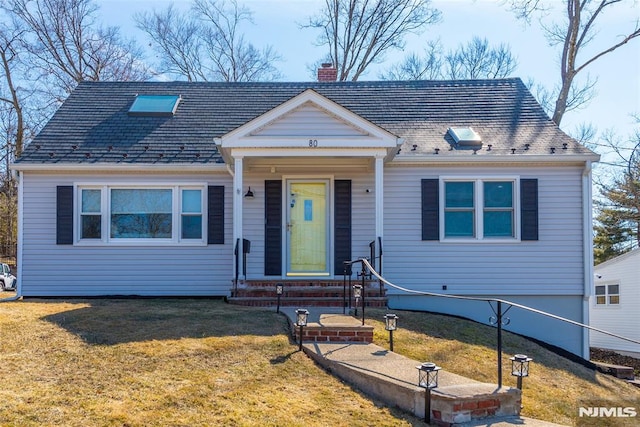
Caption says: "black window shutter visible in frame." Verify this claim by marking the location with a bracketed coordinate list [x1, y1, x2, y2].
[208, 186, 225, 244]
[56, 186, 74, 245]
[334, 180, 352, 275]
[421, 179, 439, 240]
[520, 179, 539, 241]
[264, 180, 282, 276]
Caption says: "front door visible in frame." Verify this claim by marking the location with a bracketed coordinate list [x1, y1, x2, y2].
[286, 180, 330, 276]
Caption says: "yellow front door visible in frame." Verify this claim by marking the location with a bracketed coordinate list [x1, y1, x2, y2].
[287, 181, 329, 276]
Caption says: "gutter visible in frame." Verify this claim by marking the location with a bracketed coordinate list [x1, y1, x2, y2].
[390, 153, 601, 165]
[10, 162, 229, 173]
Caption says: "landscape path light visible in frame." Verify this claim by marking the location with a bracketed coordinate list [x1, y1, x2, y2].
[384, 313, 398, 352]
[510, 354, 532, 390]
[295, 309, 309, 351]
[416, 362, 441, 423]
[352, 284, 362, 317]
[275, 283, 283, 313]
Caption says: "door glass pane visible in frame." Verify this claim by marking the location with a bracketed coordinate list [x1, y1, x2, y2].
[289, 182, 327, 274]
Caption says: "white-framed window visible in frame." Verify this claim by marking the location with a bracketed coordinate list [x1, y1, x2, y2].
[76, 185, 205, 245]
[595, 284, 620, 305]
[441, 178, 518, 240]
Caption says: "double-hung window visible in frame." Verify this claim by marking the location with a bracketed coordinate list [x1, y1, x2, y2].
[595, 284, 620, 305]
[442, 179, 517, 240]
[77, 185, 205, 244]
[80, 189, 103, 239]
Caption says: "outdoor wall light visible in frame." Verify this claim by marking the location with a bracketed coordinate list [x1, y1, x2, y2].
[295, 308, 309, 351]
[384, 313, 398, 352]
[244, 187, 254, 198]
[275, 283, 283, 313]
[510, 354, 532, 390]
[352, 284, 362, 317]
[417, 362, 441, 423]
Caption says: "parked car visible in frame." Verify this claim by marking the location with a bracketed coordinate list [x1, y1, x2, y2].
[0, 263, 16, 291]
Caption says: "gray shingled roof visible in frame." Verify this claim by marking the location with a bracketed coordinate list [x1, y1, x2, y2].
[15, 78, 595, 165]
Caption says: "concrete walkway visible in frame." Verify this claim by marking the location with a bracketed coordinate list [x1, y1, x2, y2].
[279, 307, 568, 427]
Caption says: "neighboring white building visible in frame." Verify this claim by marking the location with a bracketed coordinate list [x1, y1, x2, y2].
[11, 71, 600, 357]
[591, 249, 640, 355]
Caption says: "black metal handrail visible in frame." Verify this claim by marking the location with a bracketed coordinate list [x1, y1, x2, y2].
[233, 238, 251, 292]
[358, 257, 640, 388]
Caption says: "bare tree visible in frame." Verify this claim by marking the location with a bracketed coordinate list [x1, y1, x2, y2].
[0, 28, 25, 158]
[305, 0, 441, 81]
[136, 0, 282, 82]
[443, 37, 517, 79]
[3, 0, 150, 99]
[505, 0, 640, 125]
[380, 40, 442, 80]
[381, 37, 517, 80]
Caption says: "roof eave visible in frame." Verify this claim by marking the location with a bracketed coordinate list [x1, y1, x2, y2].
[390, 153, 601, 165]
[10, 162, 230, 173]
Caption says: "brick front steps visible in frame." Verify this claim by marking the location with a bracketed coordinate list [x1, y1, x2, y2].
[290, 312, 374, 343]
[430, 384, 521, 426]
[228, 279, 387, 308]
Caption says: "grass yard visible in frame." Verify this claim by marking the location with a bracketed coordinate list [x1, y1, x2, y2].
[0, 298, 418, 426]
[365, 308, 640, 427]
[0, 298, 638, 426]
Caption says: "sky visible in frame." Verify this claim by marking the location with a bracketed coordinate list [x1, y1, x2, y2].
[97, 0, 640, 168]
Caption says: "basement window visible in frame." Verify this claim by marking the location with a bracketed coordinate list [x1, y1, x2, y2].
[128, 95, 181, 116]
[595, 284, 620, 305]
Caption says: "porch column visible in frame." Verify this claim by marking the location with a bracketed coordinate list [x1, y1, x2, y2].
[374, 155, 384, 272]
[233, 156, 244, 280]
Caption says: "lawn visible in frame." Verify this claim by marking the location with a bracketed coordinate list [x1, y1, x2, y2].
[0, 297, 638, 426]
[0, 298, 418, 426]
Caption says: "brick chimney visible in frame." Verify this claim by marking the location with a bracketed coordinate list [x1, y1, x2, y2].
[317, 63, 337, 82]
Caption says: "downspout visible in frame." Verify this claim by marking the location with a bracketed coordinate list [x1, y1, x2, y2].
[581, 161, 594, 359]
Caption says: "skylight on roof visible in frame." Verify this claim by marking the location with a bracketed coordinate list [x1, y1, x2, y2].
[448, 127, 482, 147]
[129, 95, 181, 116]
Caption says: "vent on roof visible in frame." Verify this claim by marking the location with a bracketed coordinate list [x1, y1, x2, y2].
[448, 127, 482, 148]
[129, 95, 181, 116]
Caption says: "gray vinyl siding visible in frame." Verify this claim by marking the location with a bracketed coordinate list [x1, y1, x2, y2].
[252, 104, 366, 137]
[591, 250, 640, 353]
[383, 165, 586, 296]
[20, 172, 233, 296]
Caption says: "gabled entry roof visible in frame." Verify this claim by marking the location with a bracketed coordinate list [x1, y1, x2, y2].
[216, 89, 402, 163]
[14, 79, 598, 168]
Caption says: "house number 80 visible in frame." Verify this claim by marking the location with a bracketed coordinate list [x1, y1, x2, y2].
[308, 139, 318, 147]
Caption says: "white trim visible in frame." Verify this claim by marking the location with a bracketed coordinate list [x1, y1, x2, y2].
[390, 154, 600, 165]
[374, 155, 384, 242]
[16, 171, 23, 297]
[283, 175, 334, 278]
[233, 158, 244, 278]
[582, 161, 594, 358]
[221, 89, 399, 145]
[228, 147, 389, 159]
[74, 183, 208, 246]
[11, 162, 229, 173]
[439, 176, 520, 242]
